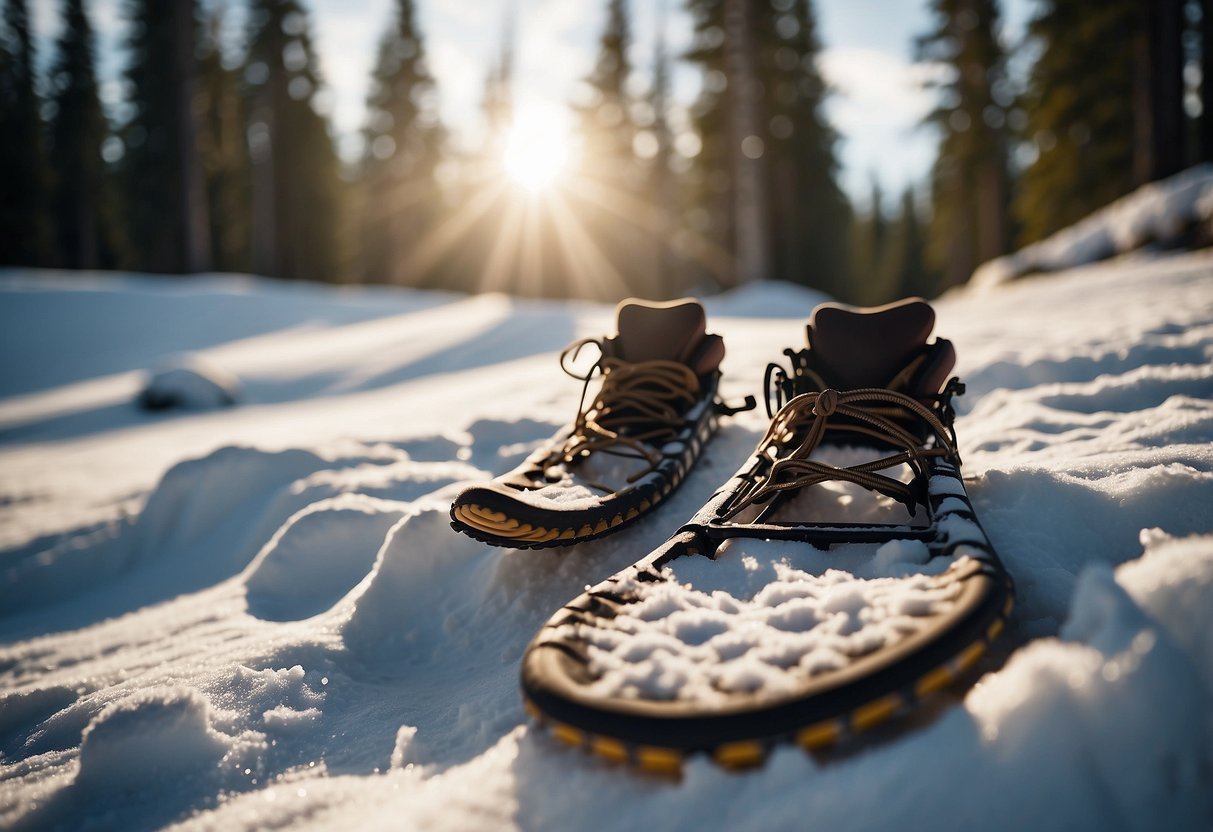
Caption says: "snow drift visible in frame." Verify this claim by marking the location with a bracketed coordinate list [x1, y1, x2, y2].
[1, 250, 1212, 830]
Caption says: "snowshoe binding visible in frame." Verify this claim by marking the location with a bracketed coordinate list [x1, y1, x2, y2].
[519, 297, 1014, 772]
[450, 298, 754, 549]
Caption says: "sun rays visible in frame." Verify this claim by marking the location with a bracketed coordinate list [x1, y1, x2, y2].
[384, 105, 736, 301]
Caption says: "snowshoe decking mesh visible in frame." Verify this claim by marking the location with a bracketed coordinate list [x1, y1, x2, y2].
[520, 298, 1014, 773]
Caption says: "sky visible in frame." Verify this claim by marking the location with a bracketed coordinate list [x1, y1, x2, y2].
[28, 0, 1032, 208]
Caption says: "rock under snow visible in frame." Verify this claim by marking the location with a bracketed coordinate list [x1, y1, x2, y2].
[139, 357, 241, 411]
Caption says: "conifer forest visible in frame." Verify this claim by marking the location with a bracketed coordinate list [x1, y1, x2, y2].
[0, 0, 1207, 303]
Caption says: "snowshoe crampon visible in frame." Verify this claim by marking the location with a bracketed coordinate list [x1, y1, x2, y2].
[450, 298, 753, 549]
[520, 298, 1014, 773]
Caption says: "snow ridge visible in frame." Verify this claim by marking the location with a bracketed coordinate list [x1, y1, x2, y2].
[1, 252, 1212, 830]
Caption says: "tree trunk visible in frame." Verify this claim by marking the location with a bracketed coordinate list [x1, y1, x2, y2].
[174, 0, 211, 272]
[250, 88, 277, 277]
[1149, 0, 1185, 180]
[1137, 0, 1185, 183]
[1202, 0, 1213, 161]
[723, 0, 769, 285]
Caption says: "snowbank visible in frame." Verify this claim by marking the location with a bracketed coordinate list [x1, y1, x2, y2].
[2, 251, 1212, 830]
[972, 164, 1213, 287]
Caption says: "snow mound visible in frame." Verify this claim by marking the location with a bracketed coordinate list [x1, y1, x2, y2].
[966, 552, 1211, 829]
[244, 494, 408, 621]
[704, 279, 827, 318]
[1118, 530, 1213, 693]
[209, 664, 327, 738]
[0, 684, 78, 748]
[2, 253, 1212, 830]
[973, 164, 1213, 287]
[135, 445, 332, 567]
[76, 688, 245, 792]
[139, 357, 241, 411]
[339, 505, 501, 665]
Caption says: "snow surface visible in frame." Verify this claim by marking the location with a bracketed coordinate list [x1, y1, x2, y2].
[2, 253, 1213, 830]
[973, 165, 1213, 287]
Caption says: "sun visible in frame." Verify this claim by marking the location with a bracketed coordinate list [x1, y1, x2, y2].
[503, 107, 569, 193]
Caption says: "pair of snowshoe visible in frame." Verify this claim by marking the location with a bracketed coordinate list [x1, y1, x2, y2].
[450, 297, 1013, 774]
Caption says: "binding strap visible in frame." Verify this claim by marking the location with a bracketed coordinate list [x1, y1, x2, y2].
[558, 338, 701, 487]
[723, 387, 959, 519]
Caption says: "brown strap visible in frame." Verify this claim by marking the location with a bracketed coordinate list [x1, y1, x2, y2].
[723, 387, 958, 520]
[558, 338, 701, 488]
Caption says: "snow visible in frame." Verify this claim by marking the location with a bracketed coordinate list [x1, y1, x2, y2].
[972, 164, 1213, 287]
[138, 359, 241, 411]
[569, 551, 963, 704]
[2, 250, 1213, 830]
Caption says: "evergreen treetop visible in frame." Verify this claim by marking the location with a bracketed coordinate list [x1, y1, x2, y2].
[363, 0, 444, 177]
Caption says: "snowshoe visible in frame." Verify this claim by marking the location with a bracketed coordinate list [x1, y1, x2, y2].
[450, 298, 754, 549]
[519, 297, 1014, 772]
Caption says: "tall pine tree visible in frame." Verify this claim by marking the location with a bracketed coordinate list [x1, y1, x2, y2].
[1012, 1, 1147, 244]
[196, 7, 252, 272]
[47, 0, 122, 269]
[640, 18, 684, 297]
[359, 0, 445, 285]
[850, 180, 887, 304]
[918, 0, 1012, 288]
[570, 0, 652, 298]
[763, 0, 851, 297]
[575, 0, 637, 192]
[685, 0, 850, 295]
[880, 187, 934, 300]
[0, 0, 52, 265]
[244, 0, 343, 282]
[122, 0, 210, 273]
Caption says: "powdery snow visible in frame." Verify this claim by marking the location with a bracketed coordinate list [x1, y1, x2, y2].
[972, 165, 1213, 287]
[569, 547, 963, 704]
[1, 251, 1212, 831]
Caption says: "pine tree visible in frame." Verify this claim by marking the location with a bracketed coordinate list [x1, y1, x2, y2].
[1012, 1, 1148, 244]
[0, 0, 53, 265]
[47, 0, 123, 269]
[685, 0, 850, 295]
[880, 187, 934, 300]
[576, 0, 637, 191]
[723, 0, 770, 286]
[481, 20, 513, 155]
[436, 21, 513, 296]
[918, 0, 1012, 288]
[196, 7, 252, 272]
[244, 0, 343, 282]
[122, 0, 210, 273]
[850, 180, 887, 303]
[568, 0, 650, 299]
[683, 0, 735, 287]
[640, 19, 684, 297]
[359, 0, 445, 285]
[762, 0, 851, 297]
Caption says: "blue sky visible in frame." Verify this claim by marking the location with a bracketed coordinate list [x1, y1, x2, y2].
[29, 0, 1031, 207]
